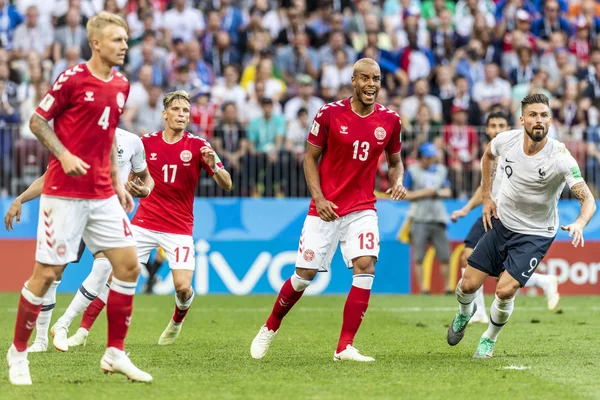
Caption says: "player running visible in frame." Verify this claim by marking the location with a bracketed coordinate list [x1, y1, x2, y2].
[133, 90, 231, 344]
[4, 128, 153, 353]
[7, 12, 152, 385]
[446, 94, 596, 358]
[450, 112, 560, 324]
[250, 58, 406, 362]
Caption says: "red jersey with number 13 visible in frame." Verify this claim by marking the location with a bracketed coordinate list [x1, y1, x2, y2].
[35, 63, 130, 199]
[307, 98, 402, 217]
[132, 131, 223, 235]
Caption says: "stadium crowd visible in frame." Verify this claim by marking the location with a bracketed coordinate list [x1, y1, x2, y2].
[1, 0, 600, 198]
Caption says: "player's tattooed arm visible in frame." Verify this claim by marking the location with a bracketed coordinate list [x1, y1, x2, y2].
[481, 143, 497, 200]
[29, 114, 67, 157]
[30, 114, 89, 176]
[571, 182, 596, 227]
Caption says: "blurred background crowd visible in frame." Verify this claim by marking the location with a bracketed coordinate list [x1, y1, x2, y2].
[1, 0, 600, 198]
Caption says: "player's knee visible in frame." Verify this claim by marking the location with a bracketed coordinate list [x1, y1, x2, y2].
[34, 263, 60, 285]
[495, 286, 518, 301]
[174, 282, 192, 297]
[459, 277, 479, 294]
[295, 267, 318, 281]
[353, 257, 376, 275]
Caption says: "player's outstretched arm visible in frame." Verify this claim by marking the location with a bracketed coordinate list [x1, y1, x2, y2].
[561, 182, 596, 248]
[304, 143, 338, 221]
[385, 152, 407, 201]
[4, 172, 46, 231]
[29, 114, 90, 176]
[201, 147, 233, 191]
[481, 142, 498, 231]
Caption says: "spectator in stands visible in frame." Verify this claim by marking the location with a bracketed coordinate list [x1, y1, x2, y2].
[501, 10, 537, 73]
[0, 79, 20, 195]
[205, 31, 241, 78]
[320, 48, 353, 101]
[473, 63, 512, 114]
[422, 0, 456, 30]
[246, 58, 285, 103]
[429, 8, 458, 66]
[443, 104, 479, 199]
[511, 69, 553, 119]
[586, 125, 600, 197]
[190, 88, 218, 139]
[216, 0, 244, 45]
[284, 106, 309, 196]
[53, 8, 87, 61]
[128, 31, 167, 74]
[317, 30, 356, 68]
[403, 142, 453, 294]
[453, 39, 486, 89]
[284, 75, 324, 124]
[353, 14, 393, 52]
[399, 30, 434, 83]
[454, 0, 495, 39]
[165, 38, 187, 83]
[532, 0, 573, 51]
[431, 65, 455, 101]
[275, 30, 320, 90]
[394, 8, 430, 51]
[247, 97, 286, 197]
[242, 79, 283, 125]
[210, 64, 245, 110]
[126, 0, 163, 44]
[199, 9, 221, 54]
[401, 78, 443, 127]
[162, 0, 205, 43]
[169, 63, 202, 98]
[212, 101, 248, 195]
[0, 0, 24, 50]
[13, 6, 53, 60]
[569, 17, 591, 67]
[185, 40, 214, 87]
[274, 7, 318, 47]
[411, 103, 444, 154]
[130, 85, 164, 136]
[51, 46, 85, 82]
[509, 46, 539, 86]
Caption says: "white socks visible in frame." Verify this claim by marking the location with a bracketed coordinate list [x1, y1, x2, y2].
[483, 295, 515, 342]
[56, 258, 112, 328]
[524, 272, 551, 292]
[456, 279, 476, 316]
[175, 290, 195, 311]
[35, 280, 60, 341]
[474, 286, 486, 316]
[352, 274, 374, 290]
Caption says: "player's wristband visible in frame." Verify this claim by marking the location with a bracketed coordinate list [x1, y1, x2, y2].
[144, 186, 152, 197]
[211, 165, 223, 174]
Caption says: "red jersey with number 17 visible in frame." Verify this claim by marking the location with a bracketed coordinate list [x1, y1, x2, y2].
[132, 131, 223, 235]
[307, 98, 402, 217]
[35, 63, 130, 199]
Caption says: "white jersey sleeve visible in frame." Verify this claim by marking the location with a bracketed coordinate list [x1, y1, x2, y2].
[554, 144, 585, 189]
[130, 134, 147, 174]
[490, 129, 521, 157]
[116, 128, 145, 183]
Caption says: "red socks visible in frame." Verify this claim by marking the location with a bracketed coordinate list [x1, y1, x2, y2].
[265, 278, 305, 331]
[106, 278, 136, 350]
[13, 291, 43, 352]
[336, 284, 371, 354]
[80, 296, 106, 331]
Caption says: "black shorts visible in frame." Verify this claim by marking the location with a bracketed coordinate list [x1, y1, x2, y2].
[464, 217, 486, 249]
[467, 218, 555, 287]
[72, 240, 86, 264]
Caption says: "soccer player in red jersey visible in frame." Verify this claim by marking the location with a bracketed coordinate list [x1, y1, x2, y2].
[6, 12, 152, 385]
[251, 58, 407, 362]
[132, 90, 232, 344]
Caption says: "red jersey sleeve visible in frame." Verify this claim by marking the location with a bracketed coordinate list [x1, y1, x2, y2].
[198, 138, 224, 176]
[307, 104, 330, 148]
[386, 116, 402, 155]
[35, 70, 77, 121]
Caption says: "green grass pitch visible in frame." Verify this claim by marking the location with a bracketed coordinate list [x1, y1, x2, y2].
[0, 293, 598, 399]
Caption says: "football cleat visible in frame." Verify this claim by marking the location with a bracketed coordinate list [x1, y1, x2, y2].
[27, 339, 48, 353]
[100, 347, 152, 382]
[67, 328, 89, 347]
[157, 320, 182, 345]
[333, 345, 375, 362]
[250, 325, 277, 359]
[473, 337, 496, 359]
[447, 304, 477, 346]
[545, 276, 560, 311]
[50, 323, 69, 352]
[7, 344, 32, 385]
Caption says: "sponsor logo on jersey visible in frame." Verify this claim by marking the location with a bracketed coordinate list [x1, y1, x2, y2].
[340, 125, 348, 134]
[39, 93, 55, 112]
[180, 150, 193, 162]
[374, 127, 386, 140]
[505, 158, 515, 163]
[303, 249, 315, 262]
[116, 92, 125, 108]
[150, 153, 157, 161]
[84, 91, 94, 102]
[310, 120, 320, 136]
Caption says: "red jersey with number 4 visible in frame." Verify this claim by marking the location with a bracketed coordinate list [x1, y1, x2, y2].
[132, 131, 223, 235]
[35, 63, 130, 199]
[307, 98, 402, 217]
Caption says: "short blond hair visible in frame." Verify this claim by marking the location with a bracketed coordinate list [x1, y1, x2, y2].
[163, 90, 191, 109]
[352, 57, 380, 76]
[86, 11, 129, 42]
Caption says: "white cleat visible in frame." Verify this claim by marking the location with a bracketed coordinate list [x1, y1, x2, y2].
[7, 344, 32, 385]
[333, 345, 375, 362]
[545, 276, 560, 311]
[51, 324, 69, 352]
[157, 320, 182, 345]
[100, 347, 152, 382]
[469, 313, 490, 324]
[250, 325, 277, 359]
[67, 328, 89, 347]
[27, 339, 48, 353]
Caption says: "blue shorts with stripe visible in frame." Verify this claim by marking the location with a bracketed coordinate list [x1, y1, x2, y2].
[467, 218, 555, 287]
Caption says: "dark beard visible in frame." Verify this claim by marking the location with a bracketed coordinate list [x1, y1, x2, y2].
[525, 125, 547, 142]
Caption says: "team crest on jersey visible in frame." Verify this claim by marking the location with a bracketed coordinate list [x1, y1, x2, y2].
[180, 150, 193, 162]
[303, 249, 315, 262]
[374, 127, 386, 140]
[116, 92, 125, 108]
[39, 93, 55, 112]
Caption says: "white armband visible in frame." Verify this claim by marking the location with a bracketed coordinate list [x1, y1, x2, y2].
[212, 165, 223, 174]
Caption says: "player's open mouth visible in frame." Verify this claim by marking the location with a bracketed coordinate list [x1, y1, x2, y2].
[363, 91, 375, 101]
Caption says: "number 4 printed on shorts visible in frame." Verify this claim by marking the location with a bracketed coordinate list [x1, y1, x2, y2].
[123, 219, 133, 237]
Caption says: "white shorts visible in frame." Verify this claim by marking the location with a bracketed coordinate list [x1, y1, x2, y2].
[295, 210, 380, 271]
[132, 225, 195, 270]
[36, 195, 136, 265]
